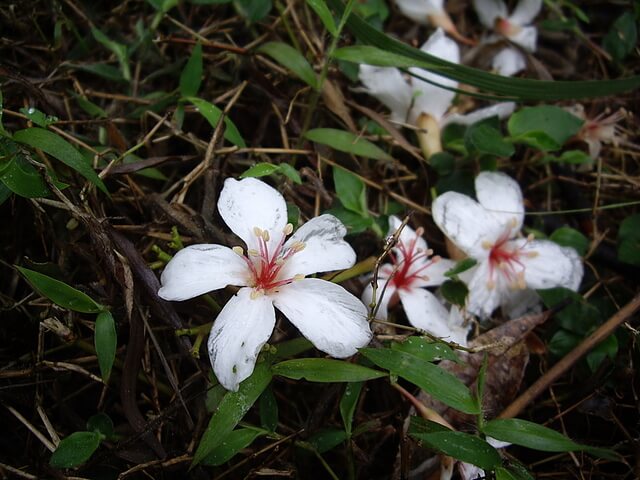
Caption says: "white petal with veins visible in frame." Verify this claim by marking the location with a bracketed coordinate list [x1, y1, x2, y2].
[475, 171, 525, 233]
[398, 288, 454, 339]
[509, 25, 538, 51]
[465, 262, 503, 319]
[158, 244, 249, 301]
[441, 102, 516, 127]
[388, 216, 429, 255]
[217, 177, 288, 253]
[492, 47, 527, 76]
[207, 288, 276, 391]
[358, 65, 412, 123]
[473, 0, 508, 28]
[509, 0, 543, 26]
[395, 0, 444, 24]
[272, 279, 372, 358]
[516, 239, 584, 290]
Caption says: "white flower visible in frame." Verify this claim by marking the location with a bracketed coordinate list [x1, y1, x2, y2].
[565, 104, 627, 161]
[473, 0, 543, 76]
[358, 29, 515, 156]
[158, 178, 372, 391]
[361, 216, 470, 345]
[394, 0, 474, 45]
[432, 171, 583, 319]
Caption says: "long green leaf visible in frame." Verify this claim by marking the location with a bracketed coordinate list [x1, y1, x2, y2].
[201, 427, 266, 466]
[13, 128, 108, 194]
[258, 41, 319, 90]
[184, 97, 246, 147]
[17, 267, 104, 313]
[327, 0, 640, 100]
[179, 42, 203, 97]
[272, 358, 386, 382]
[305, 128, 392, 161]
[95, 311, 117, 383]
[192, 361, 272, 466]
[50, 431, 102, 468]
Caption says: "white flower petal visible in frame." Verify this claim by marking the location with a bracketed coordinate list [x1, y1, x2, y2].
[518, 240, 583, 291]
[395, 0, 444, 24]
[459, 462, 485, 480]
[475, 171, 524, 233]
[217, 177, 288, 253]
[492, 47, 527, 76]
[388, 215, 429, 255]
[473, 0, 508, 28]
[408, 29, 460, 122]
[398, 288, 454, 340]
[361, 274, 397, 320]
[358, 64, 412, 123]
[509, 0, 542, 26]
[412, 257, 456, 288]
[272, 278, 372, 357]
[441, 102, 516, 127]
[158, 244, 249, 301]
[432, 191, 504, 258]
[501, 288, 542, 319]
[509, 25, 538, 51]
[280, 214, 356, 278]
[207, 288, 276, 391]
[465, 262, 503, 318]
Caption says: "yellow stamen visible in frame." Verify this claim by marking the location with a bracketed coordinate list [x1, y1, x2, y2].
[283, 223, 293, 235]
[250, 289, 264, 299]
[247, 249, 259, 256]
[232, 246, 244, 256]
[482, 240, 494, 250]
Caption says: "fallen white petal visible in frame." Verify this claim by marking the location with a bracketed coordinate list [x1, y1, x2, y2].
[518, 239, 583, 291]
[472, 0, 508, 28]
[272, 278, 372, 358]
[509, 0, 542, 26]
[465, 262, 503, 318]
[280, 214, 355, 278]
[475, 171, 524, 233]
[158, 244, 249, 301]
[358, 64, 412, 123]
[509, 25, 538, 51]
[501, 288, 542, 319]
[492, 47, 527, 76]
[207, 287, 276, 391]
[432, 191, 505, 259]
[398, 288, 455, 340]
[388, 215, 429, 253]
[410, 257, 456, 288]
[441, 102, 516, 127]
[217, 177, 288, 253]
[395, 0, 444, 24]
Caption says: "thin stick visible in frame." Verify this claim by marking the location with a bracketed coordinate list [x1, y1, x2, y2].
[499, 291, 640, 419]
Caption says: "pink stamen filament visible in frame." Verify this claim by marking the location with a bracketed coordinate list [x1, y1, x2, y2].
[486, 231, 535, 289]
[388, 230, 437, 289]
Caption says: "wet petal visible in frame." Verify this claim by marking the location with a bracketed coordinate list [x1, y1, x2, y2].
[492, 47, 527, 76]
[518, 240, 584, 290]
[395, 0, 444, 24]
[432, 191, 504, 258]
[218, 177, 288, 252]
[465, 261, 503, 318]
[509, 0, 542, 25]
[475, 171, 524, 233]
[398, 288, 454, 340]
[207, 288, 276, 391]
[473, 0, 508, 28]
[281, 214, 356, 278]
[158, 244, 249, 301]
[272, 279, 372, 357]
[441, 102, 516, 127]
[509, 25, 538, 51]
[361, 272, 397, 320]
[358, 64, 412, 123]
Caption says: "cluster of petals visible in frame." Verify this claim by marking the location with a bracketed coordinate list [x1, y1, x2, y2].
[158, 178, 372, 391]
[432, 171, 583, 319]
[362, 216, 471, 346]
[473, 0, 543, 76]
[358, 28, 515, 129]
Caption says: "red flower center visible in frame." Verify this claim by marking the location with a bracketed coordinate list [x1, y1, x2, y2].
[484, 230, 536, 290]
[388, 227, 440, 290]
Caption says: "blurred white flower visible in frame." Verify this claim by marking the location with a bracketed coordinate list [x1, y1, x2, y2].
[473, 0, 543, 76]
[358, 29, 514, 156]
[565, 104, 627, 160]
[158, 177, 372, 391]
[432, 171, 583, 319]
[361, 216, 470, 345]
[394, 0, 475, 45]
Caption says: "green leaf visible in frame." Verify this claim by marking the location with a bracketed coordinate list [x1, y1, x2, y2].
[65, 63, 126, 82]
[180, 42, 203, 97]
[201, 427, 266, 466]
[408, 417, 501, 470]
[482, 418, 618, 460]
[326, 0, 640, 100]
[0, 155, 51, 198]
[305, 128, 393, 161]
[440, 279, 469, 307]
[71, 93, 107, 118]
[326, 206, 374, 234]
[549, 227, 588, 256]
[391, 337, 461, 363]
[13, 127, 108, 194]
[241, 162, 280, 178]
[538, 287, 601, 334]
[273, 337, 314, 358]
[19, 107, 58, 127]
[86, 413, 114, 439]
[603, 12, 638, 63]
[339, 382, 363, 437]
[272, 358, 386, 382]
[184, 97, 246, 147]
[258, 41, 318, 90]
[259, 386, 278, 432]
[332, 45, 441, 69]
[464, 122, 514, 157]
[192, 361, 272, 465]
[17, 267, 104, 313]
[550, 150, 593, 165]
[306, 0, 338, 36]
[617, 214, 640, 266]
[50, 431, 102, 468]
[495, 466, 519, 480]
[360, 348, 479, 414]
[548, 329, 581, 357]
[496, 462, 534, 480]
[95, 311, 117, 382]
[308, 428, 348, 453]
[0, 182, 11, 205]
[586, 334, 618, 372]
[508, 106, 584, 152]
[278, 163, 302, 184]
[91, 27, 130, 81]
[444, 258, 478, 278]
[333, 166, 367, 216]
[234, 0, 272, 22]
